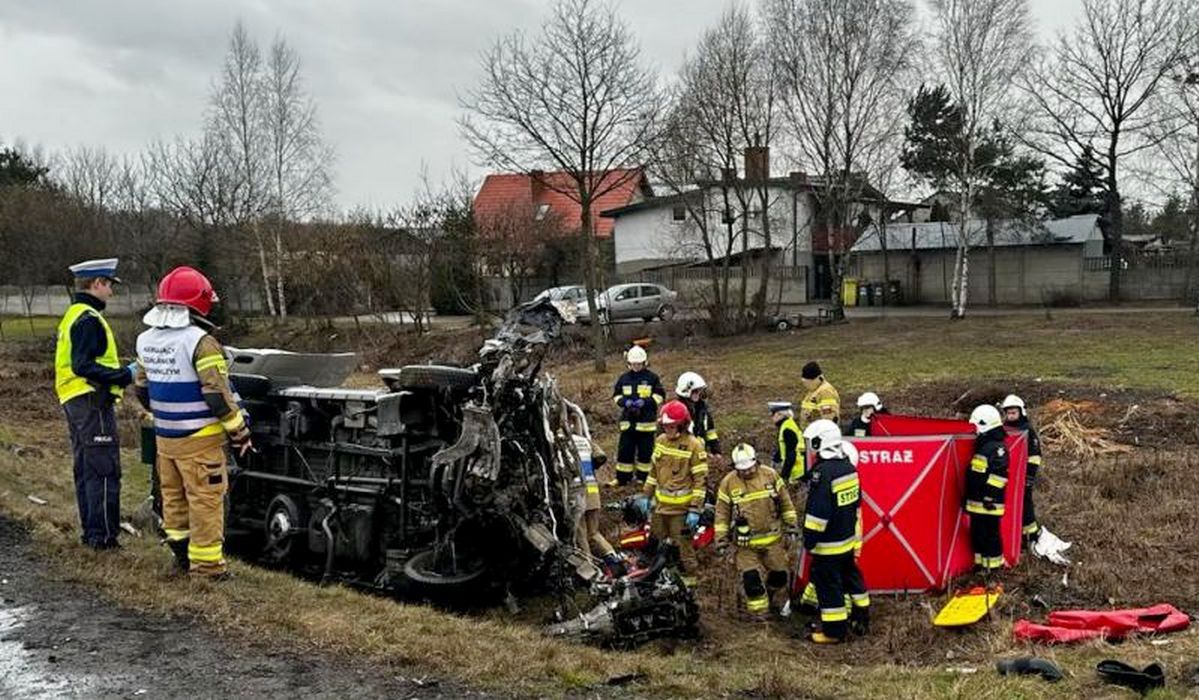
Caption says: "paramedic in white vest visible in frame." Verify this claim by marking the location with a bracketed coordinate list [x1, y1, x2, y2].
[132, 266, 251, 579]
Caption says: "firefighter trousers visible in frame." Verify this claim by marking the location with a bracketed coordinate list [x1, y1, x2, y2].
[158, 440, 229, 577]
[651, 511, 697, 586]
[1022, 465, 1040, 539]
[736, 542, 790, 614]
[810, 553, 869, 639]
[615, 428, 654, 485]
[969, 512, 1003, 571]
[583, 508, 615, 558]
[63, 393, 121, 549]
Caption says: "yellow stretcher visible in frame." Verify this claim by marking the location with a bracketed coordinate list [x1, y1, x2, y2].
[933, 586, 1003, 627]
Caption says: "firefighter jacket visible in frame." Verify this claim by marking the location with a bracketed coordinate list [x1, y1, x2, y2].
[800, 379, 840, 430]
[135, 327, 247, 453]
[848, 415, 872, 437]
[685, 398, 720, 455]
[714, 466, 797, 548]
[774, 416, 804, 483]
[54, 293, 131, 403]
[802, 455, 861, 556]
[965, 427, 1009, 516]
[1008, 417, 1043, 475]
[643, 433, 708, 515]
[613, 369, 665, 433]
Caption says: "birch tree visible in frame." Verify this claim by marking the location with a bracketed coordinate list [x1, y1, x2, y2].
[928, 0, 1032, 318]
[460, 0, 662, 372]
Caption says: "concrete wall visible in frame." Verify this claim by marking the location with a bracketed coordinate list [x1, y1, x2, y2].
[850, 246, 1192, 304]
[627, 265, 809, 309]
[0, 285, 264, 318]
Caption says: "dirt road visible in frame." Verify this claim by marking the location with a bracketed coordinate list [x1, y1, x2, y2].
[0, 517, 477, 699]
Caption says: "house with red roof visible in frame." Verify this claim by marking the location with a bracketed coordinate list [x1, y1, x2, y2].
[473, 168, 653, 240]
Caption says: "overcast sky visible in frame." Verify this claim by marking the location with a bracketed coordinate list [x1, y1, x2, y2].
[0, 1, 1084, 211]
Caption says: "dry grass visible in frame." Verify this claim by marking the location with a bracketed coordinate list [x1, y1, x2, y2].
[2, 312, 1199, 697]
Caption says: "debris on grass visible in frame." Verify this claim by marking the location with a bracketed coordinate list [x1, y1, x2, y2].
[1038, 400, 1134, 459]
[26, 495, 47, 506]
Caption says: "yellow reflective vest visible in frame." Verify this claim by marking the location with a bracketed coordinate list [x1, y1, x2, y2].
[54, 303, 122, 404]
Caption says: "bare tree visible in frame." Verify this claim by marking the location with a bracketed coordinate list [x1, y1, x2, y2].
[476, 199, 565, 305]
[653, 3, 775, 332]
[459, 0, 663, 372]
[1150, 44, 1199, 306]
[1022, 0, 1196, 301]
[262, 35, 336, 318]
[767, 0, 919, 310]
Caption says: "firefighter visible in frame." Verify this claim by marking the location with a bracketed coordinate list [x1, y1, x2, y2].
[966, 404, 1008, 575]
[1001, 394, 1043, 545]
[801, 419, 869, 644]
[714, 443, 798, 619]
[849, 392, 884, 437]
[676, 371, 720, 457]
[769, 401, 804, 484]
[637, 399, 707, 588]
[612, 345, 665, 485]
[567, 419, 625, 577]
[799, 361, 840, 430]
[133, 267, 252, 579]
[55, 258, 135, 550]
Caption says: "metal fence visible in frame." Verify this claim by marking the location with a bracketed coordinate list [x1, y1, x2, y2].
[1084, 251, 1196, 271]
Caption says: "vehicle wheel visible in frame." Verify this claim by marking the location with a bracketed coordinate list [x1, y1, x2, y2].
[395, 365, 478, 391]
[262, 494, 303, 563]
[404, 548, 487, 588]
[598, 309, 611, 325]
[658, 305, 676, 322]
[775, 319, 792, 332]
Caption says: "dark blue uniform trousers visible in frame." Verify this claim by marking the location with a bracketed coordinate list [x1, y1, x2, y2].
[63, 393, 121, 548]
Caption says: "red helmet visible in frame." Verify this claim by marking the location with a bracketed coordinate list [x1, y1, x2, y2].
[157, 266, 219, 316]
[659, 399, 691, 426]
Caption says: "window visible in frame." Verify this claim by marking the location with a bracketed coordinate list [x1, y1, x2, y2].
[672, 206, 686, 222]
[638, 285, 660, 299]
[535, 203, 550, 221]
[721, 210, 734, 225]
[615, 287, 638, 301]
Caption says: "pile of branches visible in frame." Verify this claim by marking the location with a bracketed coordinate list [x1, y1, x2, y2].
[1038, 399, 1133, 459]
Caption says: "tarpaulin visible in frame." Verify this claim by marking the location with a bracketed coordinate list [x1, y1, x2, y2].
[1013, 604, 1190, 644]
[794, 414, 1027, 592]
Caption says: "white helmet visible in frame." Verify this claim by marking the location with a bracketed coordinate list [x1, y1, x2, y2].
[842, 441, 860, 467]
[626, 345, 648, 365]
[731, 443, 757, 471]
[675, 371, 707, 398]
[803, 419, 844, 458]
[969, 404, 1003, 434]
[1001, 394, 1026, 414]
[857, 392, 882, 410]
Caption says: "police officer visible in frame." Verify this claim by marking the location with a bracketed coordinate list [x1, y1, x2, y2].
[133, 267, 251, 579]
[966, 404, 1008, 575]
[801, 420, 869, 644]
[714, 443, 797, 619]
[799, 361, 840, 431]
[1001, 395, 1043, 544]
[637, 399, 707, 588]
[675, 371, 719, 457]
[849, 392, 884, 437]
[769, 401, 804, 484]
[55, 258, 134, 550]
[612, 345, 665, 484]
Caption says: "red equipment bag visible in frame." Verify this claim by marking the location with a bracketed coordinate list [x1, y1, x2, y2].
[1013, 604, 1190, 644]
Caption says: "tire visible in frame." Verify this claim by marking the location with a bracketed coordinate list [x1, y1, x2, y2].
[658, 305, 676, 322]
[598, 309, 611, 326]
[775, 319, 792, 332]
[395, 365, 478, 391]
[404, 548, 487, 588]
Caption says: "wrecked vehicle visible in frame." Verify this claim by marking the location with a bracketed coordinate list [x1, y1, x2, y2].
[224, 299, 600, 601]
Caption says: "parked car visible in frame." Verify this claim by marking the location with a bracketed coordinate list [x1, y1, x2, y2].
[576, 283, 678, 324]
[533, 285, 587, 305]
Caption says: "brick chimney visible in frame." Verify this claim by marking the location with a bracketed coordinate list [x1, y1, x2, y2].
[529, 169, 545, 199]
[744, 131, 769, 183]
[788, 171, 808, 185]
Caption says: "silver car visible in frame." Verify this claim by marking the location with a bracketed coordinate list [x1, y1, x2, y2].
[578, 283, 678, 324]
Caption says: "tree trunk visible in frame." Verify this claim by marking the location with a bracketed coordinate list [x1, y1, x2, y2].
[274, 226, 288, 318]
[738, 212, 749, 321]
[254, 221, 277, 317]
[753, 185, 771, 319]
[1106, 147, 1122, 302]
[580, 201, 606, 373]
[880, 218, 891, 306]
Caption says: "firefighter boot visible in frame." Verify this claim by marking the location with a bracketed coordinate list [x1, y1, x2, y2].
[810, 631, 843, 645]
[166, 538, 189, 576]
[850, 606, 871, 636]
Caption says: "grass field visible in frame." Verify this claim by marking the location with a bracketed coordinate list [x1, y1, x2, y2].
[2, 312, 1198, 698]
